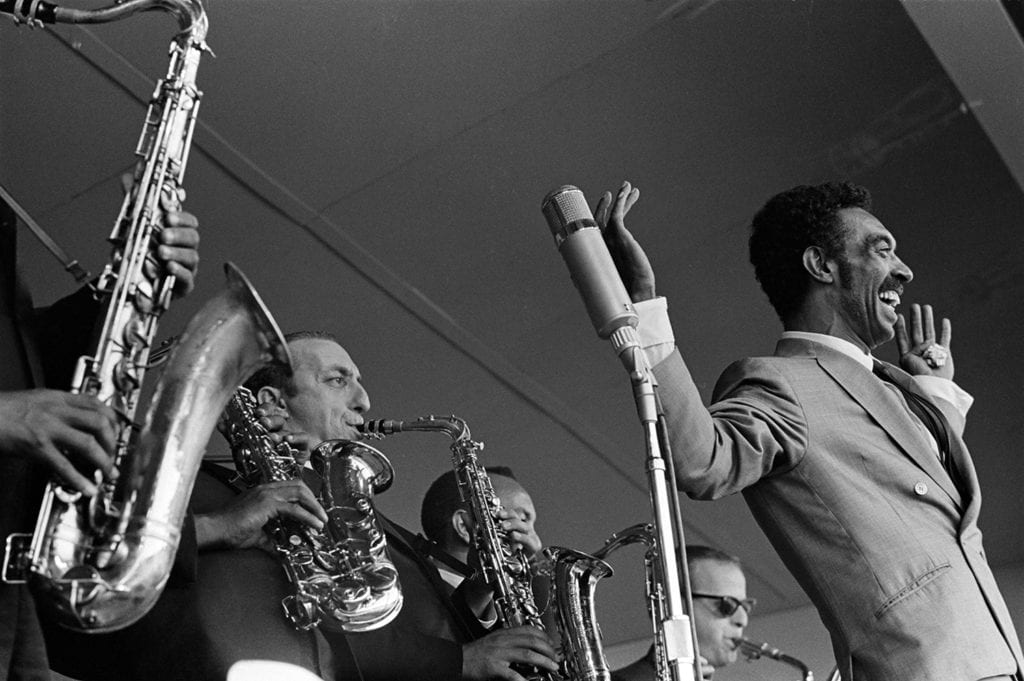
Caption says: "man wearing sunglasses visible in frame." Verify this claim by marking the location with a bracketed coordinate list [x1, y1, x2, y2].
[614, 546, 751, 681]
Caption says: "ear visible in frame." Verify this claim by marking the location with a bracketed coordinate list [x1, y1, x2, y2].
[452, 509, 474, 545]
[257, 386, 286, 413]
[802, 246, 835, 284]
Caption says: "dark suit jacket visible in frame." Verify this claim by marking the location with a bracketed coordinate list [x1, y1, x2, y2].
[341, 515, 488, 681]
[44, 463, 360, 681]
[654, 338, 1023, 681]
[611, 646, 656, 681]
[0, 203, 100, 681]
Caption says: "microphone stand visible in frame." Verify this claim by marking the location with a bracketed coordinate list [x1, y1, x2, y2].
[609, 324, 700, 681]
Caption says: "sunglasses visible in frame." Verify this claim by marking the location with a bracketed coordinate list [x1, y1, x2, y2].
[691, 592, 757, 618]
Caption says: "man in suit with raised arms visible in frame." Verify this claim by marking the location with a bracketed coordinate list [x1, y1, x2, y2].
[596, 180, 1022, 681]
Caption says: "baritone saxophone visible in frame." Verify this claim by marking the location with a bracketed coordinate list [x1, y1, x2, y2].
[0, 0, 293, 634]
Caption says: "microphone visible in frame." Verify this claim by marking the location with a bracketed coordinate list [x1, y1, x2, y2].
[541, 185, 638, 339]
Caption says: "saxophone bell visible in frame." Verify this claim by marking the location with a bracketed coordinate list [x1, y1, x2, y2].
[309, 439, 402, 632]
[535, 547, 614, 681]
[12, 263, 290, 632]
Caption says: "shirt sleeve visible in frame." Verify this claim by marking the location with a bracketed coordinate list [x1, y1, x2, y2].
[635, 296, 675, 366]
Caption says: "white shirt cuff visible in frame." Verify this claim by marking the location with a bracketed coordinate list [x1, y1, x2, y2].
[635, 296, 675, 366]
[912, 375, 974, 417]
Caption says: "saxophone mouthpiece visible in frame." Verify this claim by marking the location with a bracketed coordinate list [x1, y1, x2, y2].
[358, 419, 403, 437]
[739, 638, 781, 660]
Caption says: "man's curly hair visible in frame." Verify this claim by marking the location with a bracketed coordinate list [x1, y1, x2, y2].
[748, 182, 872, 321]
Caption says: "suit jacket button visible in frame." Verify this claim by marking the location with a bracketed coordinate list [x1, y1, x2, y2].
[914, 482, 928, 495]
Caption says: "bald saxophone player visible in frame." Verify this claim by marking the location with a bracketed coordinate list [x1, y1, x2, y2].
[613, 546, 752, 681]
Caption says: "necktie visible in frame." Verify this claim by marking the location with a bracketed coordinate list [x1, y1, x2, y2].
[872, 362, 964, 494]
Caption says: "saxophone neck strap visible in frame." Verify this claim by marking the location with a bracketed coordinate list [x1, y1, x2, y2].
[0, 182, 93, 285]
[411, 534, 475, 580]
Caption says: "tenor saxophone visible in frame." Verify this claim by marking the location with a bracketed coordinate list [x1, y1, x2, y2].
[0, 0, 284, 634]
[220, 389, 403, 632]
[593, 524, 671, 681]
[535, 546, 613, 681]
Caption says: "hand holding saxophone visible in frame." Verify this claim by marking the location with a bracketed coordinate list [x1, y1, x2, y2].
[0, 390, 118, 496]
[194, 480, 326, 552]
[497, 507, 542, 558]
[201, 401, 326, 551]
[119, 170, 201, 297]
[461, 625, 561, 681]
[251, 405, 315, 464]
[150, 210, 200, 297]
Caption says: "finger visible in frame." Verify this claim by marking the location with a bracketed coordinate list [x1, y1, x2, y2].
[940, 317, 952, 348]
[612, 181, 632, 221]
[162, 212, 199, 232]
[508, 648, 560, 672]
[291, 486, 329, 524]
[595, 191, 612, 230]
[283, 432, 314, 452]
[922, 304, 935, 342]
[623, 186, 640, 214]
[159, 224, 200, 247]
[62, 393, 120, 430]
[157, 245, 199, 272]
[909, 303, 924, 346]
[895, 314, 910, 356]
[57, 402, 119, 462]
[164, 261, 195, 294]
[38, 442, 99, 496]
[276, 500, 326, 530]
[54, 425, 118, 480]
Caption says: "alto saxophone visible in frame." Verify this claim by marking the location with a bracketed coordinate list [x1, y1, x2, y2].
[739, 638, 814, 681]
[220, 388, 402, 632]
[361, 416, 570, 680]
[0, 0, 290, 634]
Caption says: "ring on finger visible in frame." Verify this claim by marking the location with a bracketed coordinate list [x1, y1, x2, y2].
[922, 343, 948, 368]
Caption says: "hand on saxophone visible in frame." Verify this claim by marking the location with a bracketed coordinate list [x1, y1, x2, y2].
[194, 479, 328, 551]
[121, 172, 201, 298]
[151, 207, 200, 298]
[0, 389, 118, 496]
[497, 507, 542, 558]
[461, 625, 561, 681]
[253, 404, 316, 466]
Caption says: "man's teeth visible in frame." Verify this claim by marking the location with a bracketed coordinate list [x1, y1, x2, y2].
[879, 291, 901, 308]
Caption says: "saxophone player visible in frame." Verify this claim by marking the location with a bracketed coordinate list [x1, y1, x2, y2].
[612, 546, 753, 681]
[246, 334, 558, 681]
[0, 196, 199, 681]
[44, 331, 358, 681]
[418, 467, 543, 629]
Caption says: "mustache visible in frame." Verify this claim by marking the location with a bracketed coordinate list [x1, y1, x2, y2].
[880, 279, 904, 295]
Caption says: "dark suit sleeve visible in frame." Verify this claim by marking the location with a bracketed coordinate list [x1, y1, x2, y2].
[32, 285, 100, 388]
[653, 349, 808, 499]
[342, 626, 463, 681]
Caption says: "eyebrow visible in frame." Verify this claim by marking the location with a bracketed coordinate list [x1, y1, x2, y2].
[865, 233, 895, 249]
[324, 366, 359, 381]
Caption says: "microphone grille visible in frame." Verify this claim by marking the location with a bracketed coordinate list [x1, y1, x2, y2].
[541, 185, 596, 243]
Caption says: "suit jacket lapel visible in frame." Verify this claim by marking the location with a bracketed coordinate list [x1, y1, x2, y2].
[775, 338, 963, 508]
